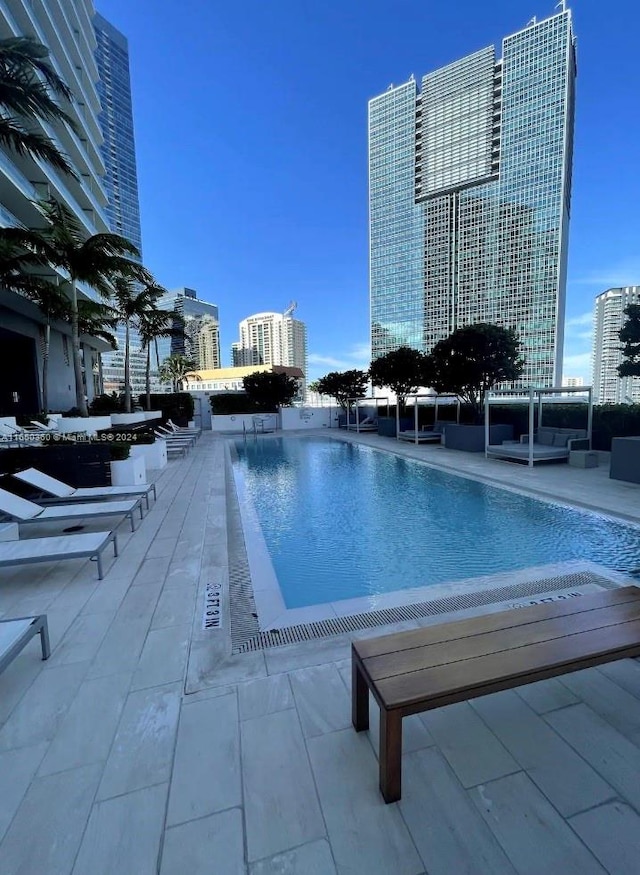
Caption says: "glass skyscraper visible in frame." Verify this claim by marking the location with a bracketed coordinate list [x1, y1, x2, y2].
[94, 12, 147, 396]
[369, 8, 577, 386]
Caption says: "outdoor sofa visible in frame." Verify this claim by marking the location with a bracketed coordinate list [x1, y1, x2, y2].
[397, 422, 447, 444]
[486, 426, 589, 464]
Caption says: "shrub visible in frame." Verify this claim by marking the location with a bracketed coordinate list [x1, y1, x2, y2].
[89, 393, 124, 414]
[210, 393, 252, 415]
[140, 393, 194, 425]
[109, 442, 130, 461]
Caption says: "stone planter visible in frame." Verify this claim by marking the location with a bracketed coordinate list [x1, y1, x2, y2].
[444, 423, 513, 452]
[110, 413, 149, 426]
[143, 411, 162, 422]
[56, 416, 112, 437]
[131, 440, 167, 470]
[110, 455, 146, 486]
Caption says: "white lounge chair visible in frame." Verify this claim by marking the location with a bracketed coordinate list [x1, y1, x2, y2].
[1, 615, 50, 674]
[0, 487, 143, 532]
[13, 468, 157, 510]
[155, 426, 196, 446]
[0, 530, 118, 579]
[153, 430, 193, 451]
[167, 418, 201, 438]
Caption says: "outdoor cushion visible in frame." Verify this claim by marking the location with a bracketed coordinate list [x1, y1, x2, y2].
[552, 432, 573, 447]
[537, 431, 555, 446]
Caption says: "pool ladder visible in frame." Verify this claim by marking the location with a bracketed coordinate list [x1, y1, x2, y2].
[242, 421, 259, 443]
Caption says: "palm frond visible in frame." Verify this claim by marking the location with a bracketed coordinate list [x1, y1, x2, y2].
[0, 37, 74, 102]
[0, 116, 78, 177]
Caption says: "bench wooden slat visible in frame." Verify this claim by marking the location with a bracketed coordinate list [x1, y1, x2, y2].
[364, 600, 640, 682]
[376, 617, 640, 709]
[352, 586, 640, 803]
[354, 586, 640, 661]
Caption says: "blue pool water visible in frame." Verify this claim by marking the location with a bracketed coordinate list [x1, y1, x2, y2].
[233, 437, 640, 609]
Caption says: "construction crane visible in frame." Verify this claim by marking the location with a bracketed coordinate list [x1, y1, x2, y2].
[283, 301, 297, 318]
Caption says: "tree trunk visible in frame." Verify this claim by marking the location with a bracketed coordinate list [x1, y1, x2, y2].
[42, 322, 50, 413]
[145, 342, 151, 410]
[70, 279, 88, 416]
[124, 319, 131, 413]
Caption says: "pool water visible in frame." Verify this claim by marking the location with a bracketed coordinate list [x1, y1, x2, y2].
[233, 437, 639, 609]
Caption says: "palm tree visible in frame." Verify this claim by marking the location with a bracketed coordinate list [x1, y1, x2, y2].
[1, 198, 150, 416]
[138, 307, 174, 411]
[111, 277, 166, 412]
[0, 36, 78, 177]
[159, 354, 199, 393]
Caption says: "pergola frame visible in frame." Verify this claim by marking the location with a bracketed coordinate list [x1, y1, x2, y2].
[346, 396, 390, 432]
[485, 386, 594, 467]
[396, 393, 461, 443]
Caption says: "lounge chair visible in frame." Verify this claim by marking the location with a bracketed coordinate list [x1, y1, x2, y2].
[155, 426, 197, 446]
[0, 530, 118, 579]
[167, 418, 201, 438]
[346, 416, 378, 432]
[486, 427, 589, 464]
[12, 468, 157, 510]
[1, 615, 50, 675]
[0, 487, 143, 532]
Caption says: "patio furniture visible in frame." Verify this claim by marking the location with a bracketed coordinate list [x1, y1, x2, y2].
[11, 468, 157, 510]
[153, 430, 193, 450]
[569, 450, 599, 468]
[0, 486, 143, 533]
[610, 436, 640, 484]
[167, 418, 201, 437]
[352, 585, 640, 803]
[0, 530, 118, 579]
[156, 425, 197, 446]
[397, 423, 446, 444]
[487, 428, 589, 464]
[1, 616, 50, 675]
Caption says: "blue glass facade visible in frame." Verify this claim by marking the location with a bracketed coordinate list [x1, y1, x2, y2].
[369, 10, 576, 387]
[94, 13, 147, 395]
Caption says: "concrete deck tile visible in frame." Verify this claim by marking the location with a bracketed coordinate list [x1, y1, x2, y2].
[289, 663, 351, 738]
[470, 772, 607, 875]
[151, 585, 197, 629]
[399, 748, 516, 875]
[167, 693, 241, 826]
[307, 728, 423, 875]
[0, 743, 48, 842]
[130, 623, 190, 690]
[161, 809, 245, 875]
[597, 658, 640, 699]
[0, 764, 102, 875]
[470, 690, 615, 816]
[569, 801, 640, 875]
[0, 661, 88, 751]
[97, 682, 181, 800]
[186, 646, 267, 693]
[560, 667, 640, 744]
[241, 708, 325, 862]
[72, 783, 167, 875]
[45, 610, 116, 666]
[264, 637, 351, 674]
[515, 677, 580, 713]
[421, 701, 519, 788]
[249, 839, 337, 874]
[80, 575, 132, 616]
[545, 703, 640, 810]
[38, 672, 132, 776]
[133, 556, 172, 586]
[238, 673, 294, 721]
[85, 616, 152, 679]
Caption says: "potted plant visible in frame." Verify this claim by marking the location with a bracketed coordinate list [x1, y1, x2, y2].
[109, 441, 146, 486]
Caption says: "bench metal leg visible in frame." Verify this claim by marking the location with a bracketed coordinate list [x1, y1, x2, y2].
[151, 484, 157, 501]
[96, 550, 104, 580]
[352, 652, 369, 731]
[129, 511, 136, 532]
[39, 616, 50, 660]
[379, 708, 402, 803]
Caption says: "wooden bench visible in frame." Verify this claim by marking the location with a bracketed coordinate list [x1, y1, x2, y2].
[352, 586, 640, 802]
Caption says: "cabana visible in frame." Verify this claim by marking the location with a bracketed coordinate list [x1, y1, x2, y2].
[485, 386, 593, 467]
[397, 393, 461, 444]
[344, 396, 390, 432]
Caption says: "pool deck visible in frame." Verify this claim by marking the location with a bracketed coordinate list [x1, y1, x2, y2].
[2, 429, 640, 874]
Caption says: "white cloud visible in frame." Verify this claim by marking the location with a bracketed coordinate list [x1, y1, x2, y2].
[562, 352, 592, 382]
[565, 311, 593, 328]
[569, 260, 640, 290]
[307, 341, 371, 380]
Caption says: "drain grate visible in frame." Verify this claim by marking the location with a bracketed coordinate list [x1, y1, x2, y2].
[232, 571, 618, 653]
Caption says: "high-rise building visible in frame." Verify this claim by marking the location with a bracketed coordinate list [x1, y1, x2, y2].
[563, 376, 584, 388]
[196, 316, 221, 370]
[94, 12, 148, 398]
[369, 8, 576, 387]
[156, 287, 220, 370]
[593, 287, 640, 404]
[232, 307, 307, 399]
[0, 0, 111, 414]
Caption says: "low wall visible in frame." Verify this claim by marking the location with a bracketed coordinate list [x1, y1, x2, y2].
[444, 423, 513, 452]
[211, 414, 279, 434]
[280, 408, 339, 430]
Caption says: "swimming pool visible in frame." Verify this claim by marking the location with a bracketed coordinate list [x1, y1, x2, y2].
[232, 436, 639, 609]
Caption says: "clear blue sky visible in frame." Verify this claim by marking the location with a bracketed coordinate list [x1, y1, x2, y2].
[97, 0, 640, 382]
